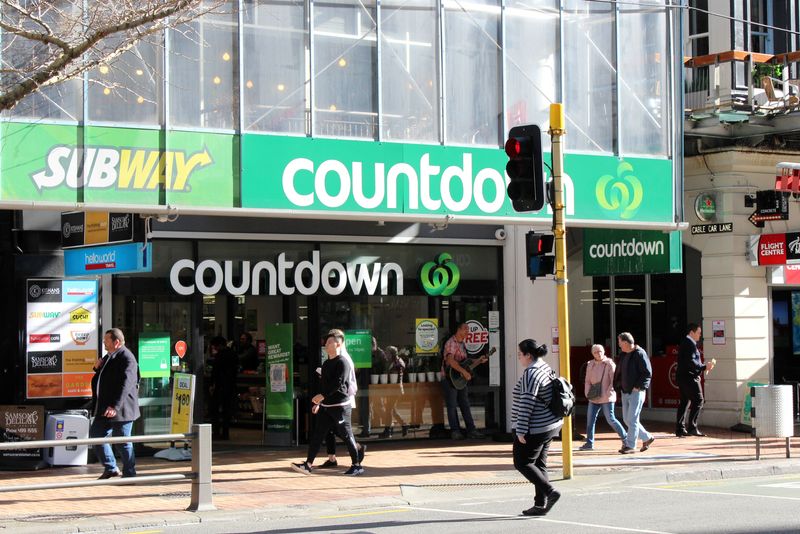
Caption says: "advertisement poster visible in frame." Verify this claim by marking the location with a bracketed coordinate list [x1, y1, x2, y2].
[0, 405, 44, 462]
[26, 279, 98, 399]
[170, 373, 195, 434]
[266, 323, 294, 433]
[138, 332, 171, 378]
[345, 329, 372, 369]
[742, 381, 769, 426]
[793, 292, 800, 355]
[712, 320, 726, 345]
[415, 319, 439, 354]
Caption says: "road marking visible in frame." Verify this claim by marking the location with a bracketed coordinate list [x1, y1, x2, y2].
[634, 486, 800, 501]
[410, 505, 676, 533]
[758, 481, 800, 489]
[318, 508, 411, 519]
[126, 531, 163, 534]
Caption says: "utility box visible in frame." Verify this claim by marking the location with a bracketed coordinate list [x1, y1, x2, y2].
[44, 413, 89, 466]
[751, 385, 795, 437]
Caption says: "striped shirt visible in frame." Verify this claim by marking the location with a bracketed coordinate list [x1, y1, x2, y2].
[511, 359, 563, 436]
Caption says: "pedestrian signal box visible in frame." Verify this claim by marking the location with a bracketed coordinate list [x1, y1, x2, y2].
[525, 232, 555, 280]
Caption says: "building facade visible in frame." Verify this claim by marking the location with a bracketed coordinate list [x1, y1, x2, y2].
[0, 0, 681, 442]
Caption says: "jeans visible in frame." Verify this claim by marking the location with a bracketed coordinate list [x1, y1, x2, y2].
[89, 418, 136, 477]
[513, 428, 560, 506]
[621, 390, 651, 449]
[441, 378, 475, 433]
[585, 401, 627, 446]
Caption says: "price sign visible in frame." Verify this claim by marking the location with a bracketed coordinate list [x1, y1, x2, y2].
[170, 373, 195, 434]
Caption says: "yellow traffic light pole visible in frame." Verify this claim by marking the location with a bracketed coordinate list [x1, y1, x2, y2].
[549, 104, 572, 480]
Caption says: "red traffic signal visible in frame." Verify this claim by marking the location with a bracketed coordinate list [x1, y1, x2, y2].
[525, 231, 555, 280]
[505, 125, 545, 212]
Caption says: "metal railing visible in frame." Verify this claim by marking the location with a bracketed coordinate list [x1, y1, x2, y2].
[684, 50, 800, 115]
[0, 423, 214, 512]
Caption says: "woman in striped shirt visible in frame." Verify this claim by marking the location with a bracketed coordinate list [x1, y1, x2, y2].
[511, 339, 563, 517]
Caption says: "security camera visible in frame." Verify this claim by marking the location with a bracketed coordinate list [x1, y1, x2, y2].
[495, 228, 507, 241]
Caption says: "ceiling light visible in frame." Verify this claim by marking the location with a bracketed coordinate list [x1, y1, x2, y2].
[213, 76, 222, 85]
[338, 58, 347, 67]
[246, 80, 254, 89]
[329, 104, 337, 111]
[222, 52, 231, 61]
[98, 65, 109, 74]
[102, 87, 111, 95]
[277, 83, 285, 92]
[137, 96, 144, 104]
[135, 69, 143, 76]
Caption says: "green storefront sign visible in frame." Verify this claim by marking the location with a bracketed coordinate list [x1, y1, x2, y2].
[583, 229, 683, 276]
[1, 121, 675, 225]
[345, 330, 372, 369]
[138, 332, 171, 378]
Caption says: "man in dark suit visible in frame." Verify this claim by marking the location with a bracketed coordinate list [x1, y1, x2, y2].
[89, 328, 141, 479]
[676, 323, 715, 437]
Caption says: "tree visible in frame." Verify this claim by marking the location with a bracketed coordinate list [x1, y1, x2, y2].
[0, 0, 219, 112]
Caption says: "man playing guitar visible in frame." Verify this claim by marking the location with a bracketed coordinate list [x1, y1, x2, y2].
[441, 322, 488, 440]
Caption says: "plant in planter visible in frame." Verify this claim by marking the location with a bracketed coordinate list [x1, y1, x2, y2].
[753, 63, 783, 87]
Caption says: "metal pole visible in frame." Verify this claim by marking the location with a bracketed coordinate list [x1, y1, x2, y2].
[188, 423, 215, 512]
[549, 103, 572, 480]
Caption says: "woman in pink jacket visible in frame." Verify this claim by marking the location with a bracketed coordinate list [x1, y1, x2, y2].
[579, 344, 627, 451]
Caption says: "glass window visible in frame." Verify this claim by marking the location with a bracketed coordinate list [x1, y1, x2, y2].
[563, 0, 615, 153]
[313, 0, 377, 139]
[87, 35, 162, 125]
[1, 2, 81, 121]
[618, 4, 670, 156]
[444, 0, 500, 146]
[242, 0, 308, 133]
[380, 0, 439, 142]
[504, 0, 559, 151]
[169, 1, 237, 130]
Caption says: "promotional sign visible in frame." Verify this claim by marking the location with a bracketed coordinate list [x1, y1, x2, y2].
[64, 242, 152, 277]
[344, 329, 372, 369]
[265, 323, 294, 435]
[464, 320, 489, 355]
[174, 340, 187, 359]
[25, 279, 98, 399]
[793, 293, 800, 356]
[741, 381, 768, 426]
[769, 264, 800, 284]
[138, 332, 171, 379]
[650, 345, 683, 409]
[61, 211, 139, 248]
[583, 228, 683, 276]
[170, 373, 195, 434]
[712, 320, 726, 345]
[415, 319, 439, 354]
[0, 405, 45, 462]
[749, 232, 800, 266]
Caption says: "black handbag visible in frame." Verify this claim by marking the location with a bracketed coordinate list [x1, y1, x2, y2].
[587, 382, 602, 400]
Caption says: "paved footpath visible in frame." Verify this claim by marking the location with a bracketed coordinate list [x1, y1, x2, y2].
[1, 421, 798, 532]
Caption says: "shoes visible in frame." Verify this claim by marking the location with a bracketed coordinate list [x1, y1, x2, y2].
[578, 443, 594, 451]
[318, 459, 338, 468]
[619, 446, 636, 454]
[451, 430, 465, 440]
[466, 429, 483, 439]
[522, 505, 547, 516]
[542, 490, 561, 513]
[344, 465, 364, 476]
[379, 428, 393, 439]
[687, 430, 706, 437]
[401, 425, 410, 437]
[640, 437, 655, 452]
[356, 430, 371, 438]
[290, 461, 312, 475]
[675, 429, 688, 438]
[357, 444, 366, 464]
[98, 469, 121, 480]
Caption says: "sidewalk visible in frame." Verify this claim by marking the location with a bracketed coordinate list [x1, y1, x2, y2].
[1, 420, 798, 533]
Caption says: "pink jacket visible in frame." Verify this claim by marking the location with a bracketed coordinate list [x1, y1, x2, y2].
[584, 357, 617, 404]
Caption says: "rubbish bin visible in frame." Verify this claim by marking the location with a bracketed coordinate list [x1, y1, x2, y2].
[44, 411, 90, 466]
[751, 384, 795, 459]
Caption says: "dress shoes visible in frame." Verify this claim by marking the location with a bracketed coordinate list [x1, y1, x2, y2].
[687, 430, 706, 437]
[98, 469, 121, 480]
[675, 428, 688, 437]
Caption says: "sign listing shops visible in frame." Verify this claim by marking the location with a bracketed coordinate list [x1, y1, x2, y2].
[61, 211, 139, 248]
[25, 279, 98, 399]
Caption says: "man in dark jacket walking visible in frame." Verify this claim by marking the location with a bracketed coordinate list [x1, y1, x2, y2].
[616, 332, 655, 454]
[208, 336, 238, 440]
[676, 323, 716, 437]
[89, 328, 140, 479]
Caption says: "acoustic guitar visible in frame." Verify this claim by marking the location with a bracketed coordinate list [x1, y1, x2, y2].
[448, 347, 496, 390]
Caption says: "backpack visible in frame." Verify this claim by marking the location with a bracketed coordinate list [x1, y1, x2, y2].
[549, 375, 576, 418]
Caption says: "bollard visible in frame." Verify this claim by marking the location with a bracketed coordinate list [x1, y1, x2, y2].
[187, 423, 215, 511]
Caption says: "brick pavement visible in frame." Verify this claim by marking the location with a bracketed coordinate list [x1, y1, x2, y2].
[0, 421, 797, 531]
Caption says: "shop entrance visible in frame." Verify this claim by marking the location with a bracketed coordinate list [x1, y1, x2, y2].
[771, 290, 800, 419]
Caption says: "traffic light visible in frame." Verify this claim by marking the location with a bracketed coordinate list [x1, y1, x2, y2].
[505, 124, 545, 212]
[525, 231, 555, 280]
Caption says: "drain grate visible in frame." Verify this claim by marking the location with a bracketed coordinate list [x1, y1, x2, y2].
[406, 479, 530, 491]
[18, 514, 88, 523]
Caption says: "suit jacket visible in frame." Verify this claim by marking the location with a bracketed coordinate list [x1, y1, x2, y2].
[676, 336, 705, 380]
[91, 346, 141, 422]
